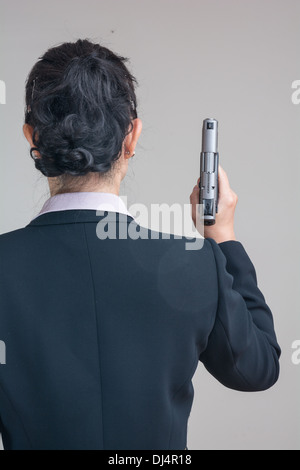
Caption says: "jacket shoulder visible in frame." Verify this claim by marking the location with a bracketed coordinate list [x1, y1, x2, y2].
[0, 226, 34, 242]
[0, 226, 36, 258]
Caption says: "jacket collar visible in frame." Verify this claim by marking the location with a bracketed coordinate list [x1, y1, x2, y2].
[26, 210, 135, 227]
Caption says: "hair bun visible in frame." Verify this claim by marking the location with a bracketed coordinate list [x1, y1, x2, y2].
[25, 39, 138, 178]
[64, 148, 94, 175]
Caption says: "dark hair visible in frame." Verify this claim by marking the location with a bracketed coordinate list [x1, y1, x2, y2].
[24, 39, 138, 177]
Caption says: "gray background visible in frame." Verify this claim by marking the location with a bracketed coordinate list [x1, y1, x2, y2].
[0, 0, 299, 450]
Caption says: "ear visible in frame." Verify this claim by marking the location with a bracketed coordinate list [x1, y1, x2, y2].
[23, 124, 34, 147]
[124, 118, 142, 159]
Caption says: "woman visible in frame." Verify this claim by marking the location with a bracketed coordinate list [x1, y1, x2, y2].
[0, 39, 280, 450]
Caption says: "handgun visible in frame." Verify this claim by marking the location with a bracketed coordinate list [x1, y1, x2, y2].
[199, 118, 219, 225]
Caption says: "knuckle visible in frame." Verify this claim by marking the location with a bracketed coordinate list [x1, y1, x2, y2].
[227, 192, 238, 207]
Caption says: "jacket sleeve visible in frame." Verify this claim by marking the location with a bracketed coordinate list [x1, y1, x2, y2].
[199, 238, 281, 391]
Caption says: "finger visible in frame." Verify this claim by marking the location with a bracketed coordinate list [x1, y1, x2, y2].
[190, 184, 199, 224]
[218, 165, 231, 197]
[190, 184, 199, 206]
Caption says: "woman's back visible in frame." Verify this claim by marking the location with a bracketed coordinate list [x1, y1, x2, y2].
[0, 208, 280, 450]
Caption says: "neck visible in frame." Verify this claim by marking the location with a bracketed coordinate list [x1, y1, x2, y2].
[48, 171, 121, 197]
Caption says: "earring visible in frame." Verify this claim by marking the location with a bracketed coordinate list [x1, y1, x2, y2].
[30, 148, 38, 160]
[126, 150, 136, 157]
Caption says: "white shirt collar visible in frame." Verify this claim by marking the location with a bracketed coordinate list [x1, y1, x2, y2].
[32, 192, 133, 221]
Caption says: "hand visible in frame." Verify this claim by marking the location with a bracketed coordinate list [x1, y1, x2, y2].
[189, 165, 238, 244]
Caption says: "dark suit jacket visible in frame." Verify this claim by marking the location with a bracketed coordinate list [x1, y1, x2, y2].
[0, 210, 280, 450]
